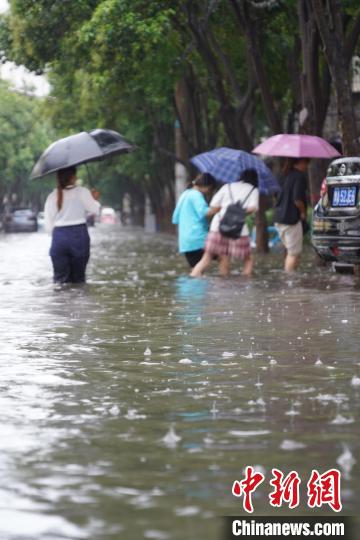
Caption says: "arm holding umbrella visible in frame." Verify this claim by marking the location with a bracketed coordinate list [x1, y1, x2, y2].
[79, 186, 101, 215]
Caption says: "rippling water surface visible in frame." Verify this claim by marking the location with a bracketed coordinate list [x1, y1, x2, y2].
[0, 225, 359, 539]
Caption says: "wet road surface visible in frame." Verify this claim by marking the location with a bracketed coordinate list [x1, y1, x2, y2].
[0, 225, 359, 539]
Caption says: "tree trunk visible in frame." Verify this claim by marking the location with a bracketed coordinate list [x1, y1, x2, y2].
[255, 195, 269, 253]
[298, 0, 344, 201]
[174, 78, 190, 201]
[229, 0, 282, 134]
[286, 35, 302, 133]
[311, 0, 360, 155]
[298, 0, 322, 135]
[184, 3, 253, 149]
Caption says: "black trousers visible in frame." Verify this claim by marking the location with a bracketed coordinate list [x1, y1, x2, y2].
[50, 224, 90, 283]
[184, 249, 204, 268]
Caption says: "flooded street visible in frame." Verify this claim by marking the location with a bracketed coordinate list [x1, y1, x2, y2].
[0, 225, 359, 540]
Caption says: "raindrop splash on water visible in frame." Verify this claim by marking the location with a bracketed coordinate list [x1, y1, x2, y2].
[285, 401, 300, 416]
[222, 351, 235, 358]
[178, 358, 192, 365]
[350, 375, 360, 387]
[210, 401, 219, 418]
[280, 440, 306, 451]
[330, 414, 354, 425]
[336, 445, 356, 480]
[162, 425, 181, 448]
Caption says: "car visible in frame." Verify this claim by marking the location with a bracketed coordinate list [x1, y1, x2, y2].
[100, 207, 118, 224]
[2, 208, 38, 233]
[312, 157, 360, 269]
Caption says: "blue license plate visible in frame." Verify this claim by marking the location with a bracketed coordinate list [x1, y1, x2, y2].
[332, 186, 357, 207]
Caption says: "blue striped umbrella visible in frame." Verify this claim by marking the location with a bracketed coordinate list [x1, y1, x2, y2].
[190, 147, 279, 195]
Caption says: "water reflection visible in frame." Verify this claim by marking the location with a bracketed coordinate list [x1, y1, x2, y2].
[174, 276, 210, 326]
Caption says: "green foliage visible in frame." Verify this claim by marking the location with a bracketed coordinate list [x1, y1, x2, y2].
[1, 0, 359, 215]
[4, 0, 100, 71]
[0, 81, 55, 208]
[43, 0, 181, 204]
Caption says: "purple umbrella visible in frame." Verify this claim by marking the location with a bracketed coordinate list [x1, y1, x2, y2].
[252, 134, 341, 159]
[190, 147, 279, 195]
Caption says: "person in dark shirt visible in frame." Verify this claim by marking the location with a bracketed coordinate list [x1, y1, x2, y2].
[274, 158, 309, 272]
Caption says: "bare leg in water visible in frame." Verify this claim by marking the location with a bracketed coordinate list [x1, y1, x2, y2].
[242, 254, 254, 276]
[191, 253, 231, 277]
[190, 252, 213, 277]
[284, 253, 300, 272]
[219, 255, 230, 276]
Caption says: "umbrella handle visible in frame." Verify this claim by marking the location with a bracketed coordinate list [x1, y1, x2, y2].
[85, 163, 93, 188]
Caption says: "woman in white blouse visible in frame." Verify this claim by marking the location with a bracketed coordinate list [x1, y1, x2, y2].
[44, 166, 100, 283]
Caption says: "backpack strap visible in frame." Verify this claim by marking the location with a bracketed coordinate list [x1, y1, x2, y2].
[227, 183, 235, 203]
[228, 184, 255, 206]
[241, 186, 256, 207]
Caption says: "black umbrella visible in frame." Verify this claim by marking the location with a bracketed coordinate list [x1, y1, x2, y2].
[31, 128, 136, 179]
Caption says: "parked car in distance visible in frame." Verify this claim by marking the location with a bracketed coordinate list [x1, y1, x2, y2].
[2, 208, 38, 233]
[100, 207, 118, 225]
[312, 157, 360, 271]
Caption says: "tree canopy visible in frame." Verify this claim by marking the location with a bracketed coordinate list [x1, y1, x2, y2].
[0, 0, 359, 223]
[0, 81, 54, 209]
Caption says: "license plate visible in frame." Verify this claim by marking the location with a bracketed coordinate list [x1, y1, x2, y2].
[332, 186, 357, 207]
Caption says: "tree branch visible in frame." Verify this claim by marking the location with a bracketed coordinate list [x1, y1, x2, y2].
[183, 1, 253, 149]
[206, 25, 245, 104]
[344, 9, 360, 65]
[172, 93, 196, 155]
[156, 147, 188, 166]
[228, 0, 282, 134]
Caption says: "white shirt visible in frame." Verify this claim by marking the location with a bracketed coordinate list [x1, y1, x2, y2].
[210, 181, 259, 236]
[44, 185, 100, 233]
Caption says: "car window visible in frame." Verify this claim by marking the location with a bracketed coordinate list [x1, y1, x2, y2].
[327, 160, 360, 177]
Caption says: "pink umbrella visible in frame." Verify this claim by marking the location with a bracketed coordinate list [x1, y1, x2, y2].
[252, 134, 341, 159]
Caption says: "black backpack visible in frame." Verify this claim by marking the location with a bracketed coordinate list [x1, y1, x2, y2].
[219, 184, 255, 239]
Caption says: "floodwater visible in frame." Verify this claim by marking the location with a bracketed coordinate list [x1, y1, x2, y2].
[0, 225, 359, 540]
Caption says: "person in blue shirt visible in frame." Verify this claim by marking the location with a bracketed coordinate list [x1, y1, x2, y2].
[172, 173, 220, 267]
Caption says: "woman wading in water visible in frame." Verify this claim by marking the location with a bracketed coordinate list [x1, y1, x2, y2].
[44, 166, 100, 283]
[172, 173, 220, 268]
[190, 169, 259, 277]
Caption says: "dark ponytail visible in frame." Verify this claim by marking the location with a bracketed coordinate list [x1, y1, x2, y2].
[187, 172, 217, 190]
[57, 166, 77, 210]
